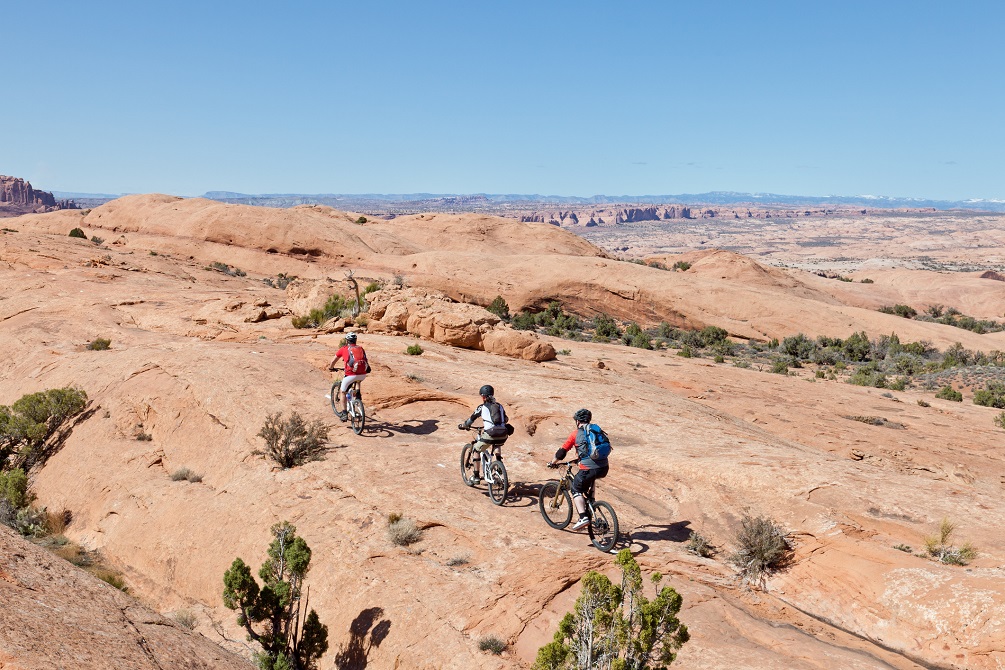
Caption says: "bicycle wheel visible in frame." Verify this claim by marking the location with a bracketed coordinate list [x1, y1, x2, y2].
[460, 444, 477, 486]
[588, 501, 619, 552]
[329, 380, 340, 416]
[487, 460, 508, 505]
[350, 397, 365, 435]
[539, 481, 573, 529]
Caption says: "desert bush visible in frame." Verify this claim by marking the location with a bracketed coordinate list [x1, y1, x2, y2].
[511, 311, 536, 330]
[387, 516, 422, 546]
[770, 359, 789, 375]
[924, 518, 977, 566]
[677, 344, 695, 358]
[734, 359, 750, 369]
[593, 313, 621, 339]
[729, 514, 791, 585]
[90, 235, 104, 245]
[671, 260, 691, 271]
[0, 468, 33, 510]
[223, 521, 329, 669]
[879, 304, 918, 319]
[363, 281, 380, 295]
[973, 381, 1005, 408]
[479, 635, 507, 655]
[848, 362, 886, 388]
[405, 344, 423, 356]
[994, 412, 1005, 429]
[935, 386, 963, 402]
[842, 331, 871, 362]
[893, 543, 912, 552]
[0, 386, 88, 468]
[860, 278, 874, 283]
[888, 377, 908, 391]
[256, 412, 330, 469]
[355, 216, 367, 224]
[208, 261, 246, 277]
[263, 272, 296, 290]
[87, 337, 111, 351]
[173, 609, 198, 630]
[917, 399, 931, 407]
[486, 295, 510, 320]
[446, 555, 469, 566]
[392, 273, 405, 287]
[685, 530, 714, 558]
[292, 293, 353, 329]
[171, 468, 202, 483]
[557, 349, 571, 356]
[68, 227, 86, 239]
[532, 549, 689, 670]
[713, 354, 725, 364]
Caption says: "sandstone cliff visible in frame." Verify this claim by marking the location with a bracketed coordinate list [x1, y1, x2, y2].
[0, 175, 77, 215]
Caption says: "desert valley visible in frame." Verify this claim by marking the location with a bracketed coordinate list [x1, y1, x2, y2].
[1, 189, 1004, 669]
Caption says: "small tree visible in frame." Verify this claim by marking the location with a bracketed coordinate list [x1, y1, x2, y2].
[487, 296, 510, 320]
[223, 522, 329, 669]
[532, 549, 689, 670]
[257, 413, 330, 469]
[0, 387, 88, 469]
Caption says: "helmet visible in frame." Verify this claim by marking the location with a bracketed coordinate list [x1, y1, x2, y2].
[345, 332, 358, 343]
[479, 384, 494, 397]
[573, 408, 592, 424]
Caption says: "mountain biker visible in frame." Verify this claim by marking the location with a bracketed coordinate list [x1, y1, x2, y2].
[458, 384, 510, 485]
[548, 408, 610, 531]
[328, 332, 369, 422]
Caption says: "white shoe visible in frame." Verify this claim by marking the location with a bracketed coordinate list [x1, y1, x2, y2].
[571, 517, 590, 531]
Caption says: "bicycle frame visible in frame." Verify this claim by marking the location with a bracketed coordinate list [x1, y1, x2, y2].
[550, 463, 597, 513]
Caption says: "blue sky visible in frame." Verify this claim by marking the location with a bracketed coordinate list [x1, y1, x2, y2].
[4, 1, 1003, 200]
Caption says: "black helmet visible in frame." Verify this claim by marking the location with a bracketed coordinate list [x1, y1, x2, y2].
[345, 332, 358, 343]
[479, 384, 494, 397]
[573, 408, 592, 424]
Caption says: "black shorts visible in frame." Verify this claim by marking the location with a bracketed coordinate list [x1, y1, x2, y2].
[572, 465, 609, 496]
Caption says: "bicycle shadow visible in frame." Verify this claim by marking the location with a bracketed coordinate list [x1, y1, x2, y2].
[624, 521, 693, 556]
[501, 480, 542, 508]
[352, 417, 440, 438]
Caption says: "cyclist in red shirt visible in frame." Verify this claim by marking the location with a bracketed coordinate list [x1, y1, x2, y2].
[328, 332, 369, 422]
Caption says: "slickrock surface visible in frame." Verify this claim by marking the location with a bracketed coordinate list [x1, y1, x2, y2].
[1, 196, 1003, 669]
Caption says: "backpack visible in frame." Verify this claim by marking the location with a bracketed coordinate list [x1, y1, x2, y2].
[584, 423, 612, 460]
[346, 345, 368, 375]
[484, 401, 509, 438]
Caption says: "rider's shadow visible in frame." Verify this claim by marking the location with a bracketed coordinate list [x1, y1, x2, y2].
[627, 521, 693, 555]
[502, 480, 543, 508]
[360, 418, 440, 438]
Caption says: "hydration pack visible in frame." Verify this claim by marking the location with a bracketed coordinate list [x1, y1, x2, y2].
[346, 345, 368, 375]
[584, 423, 612, 460]
[483, 401, 509, 438]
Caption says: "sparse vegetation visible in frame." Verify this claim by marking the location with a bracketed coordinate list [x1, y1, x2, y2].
[532, 549, 689, 670]
[770, 359, 789, 375]
[170, 468, 202, 483]
[994, 412, 1005, 429]
[972, 381, 1005, 408]
[479, 636, 507, 655]
[405, 344, 424, 356]
[557, 349, 571, 356]
[860, 278, 874, 283]
[0, 386, 88, 470]
[405, 373, 424, 382]
[387, 514, 423, 546]
[671, 260, 691, 271]
[729, 514, 791, 586]
[355, 216, 367, 224]
[917, 399, 930, 407]
[263, 272, 296, 289]
[208, 261, 247, 277]
[392, 273, 405, 287]
[87, 337, 111, 351]
[256, 412, 330, 469]
[292, 293, 354, 329]
[685, 530, 714, 558]
[68, 227, 86, 239]
[936, 386, 963, 402]
[90, 235, 104, 245]
[446, 555, 469, 567]
[363, 281, 381, 295]
[223, 521, 329, 670]
[173, 609, 198, 630]
[486, 295, 510, 320]
[924, 518, 977, 566]
[893, 543, 912, 553]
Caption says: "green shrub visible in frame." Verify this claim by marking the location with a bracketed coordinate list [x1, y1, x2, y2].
[917, 399, 931, 407]
[355, 216, 367, 224]
[770, 359, 789, 375]
[815, 370, 826, 379]
[223, 522, 329, 669]
[843, 331, 872, 362]
[888, 377, 908, 391]
[924, 518, 977, 566]
[255, 412, 330, 469]
[511, 311, 537, 330]
[90, 235, 104, 245]
[848, 362, 886, 388]
[685, 530, 714, 558]
[781, 333, 815, 360]
[701, 326, 729, 347]
[593, 313, 621, 339]
[0, 469, 32, 510]
[68, 228, 86, 239]
[363, 281, 380, 295]
[860, 278, 874, 283]
[935, 386, 963, 402]
[671, 260, 692, 271]
[405, 344, 423, 356]
[292, 293, 353, 329]
[87, 338, 111, 351]
[478, 636, 507, 655]
[0, 387, 88, 468]
[677, 344, 694, 358]
[729, 514, 791, 585]
[714, 354, 725, 364]
[973, 382, 1005, 408]
[486, 296, 510, 320]
[879, 304, 918, 319]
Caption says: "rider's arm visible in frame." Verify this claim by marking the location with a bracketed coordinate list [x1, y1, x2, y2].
[550, 431, 578, 465]
[460, 404, 484, 430]
[329, 345, 348, 370]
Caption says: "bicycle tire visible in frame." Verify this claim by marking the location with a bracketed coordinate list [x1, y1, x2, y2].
[460, 444, 477, 486]
[350, 397, 365, 435]
[588, 501, 619, 553]
[487, 460, 508, 505]
[539, 481, 572, 529]
[329, 380, 340, 416]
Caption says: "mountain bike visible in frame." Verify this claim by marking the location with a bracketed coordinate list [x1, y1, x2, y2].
[539, 461, 619, 552]
[459, 427, 508, 505]
[329, 376, 365, 435]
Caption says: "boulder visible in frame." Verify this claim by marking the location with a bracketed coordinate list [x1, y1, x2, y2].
[482, 329, 556, 362]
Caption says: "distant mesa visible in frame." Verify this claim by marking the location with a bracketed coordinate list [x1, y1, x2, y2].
[0, 175, 78, 216]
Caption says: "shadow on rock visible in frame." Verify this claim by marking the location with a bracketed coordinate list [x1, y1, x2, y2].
[631, 521, 692, 544]
[333, 606, 392, 670]
[360, 418, 440, 438]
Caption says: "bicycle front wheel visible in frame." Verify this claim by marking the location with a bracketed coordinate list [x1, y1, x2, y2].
[588, 501, 619, 553]
[329, 380, 340, 416]
[539, 481, 572, 529]
[350, 398, 365, 435]
[487, 460, 508, 505]
[460, 444, 477, 486]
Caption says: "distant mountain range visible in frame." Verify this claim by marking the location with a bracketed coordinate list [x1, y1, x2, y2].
[49, 190, 1005, 213]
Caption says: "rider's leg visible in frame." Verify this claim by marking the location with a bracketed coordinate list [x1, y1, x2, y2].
[571, 469, 598, 529]
[339, 374, 367, 413]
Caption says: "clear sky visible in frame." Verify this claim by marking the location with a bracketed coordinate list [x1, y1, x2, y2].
[4, 1, 1003, 200]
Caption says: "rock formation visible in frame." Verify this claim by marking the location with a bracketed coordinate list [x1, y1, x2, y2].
[0, 175, 77, 214]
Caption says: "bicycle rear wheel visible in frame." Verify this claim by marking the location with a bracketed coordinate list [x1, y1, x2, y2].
[588, 501, 619, 552]
[329, 380, 340, 416]
[487, 460, 508, 505]
[460, 444, 477, 486]
[539, 481, 572, 529]
[349, 397, 365, 435]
